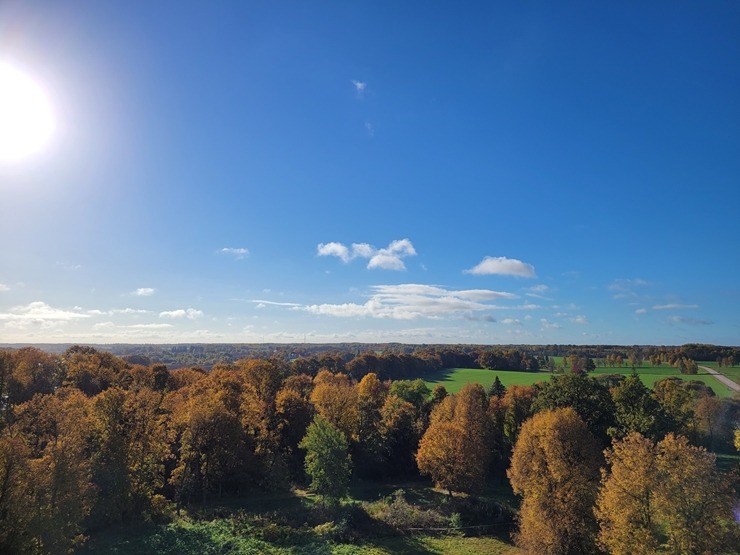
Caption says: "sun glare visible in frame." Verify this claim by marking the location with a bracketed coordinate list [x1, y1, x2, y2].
[0, 61, 55, 164]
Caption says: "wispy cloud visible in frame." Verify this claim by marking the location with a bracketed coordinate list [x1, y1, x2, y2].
[635, 308, 648, 315]
[652, 303, 699, 310]
[540, 318, 561, 330]
[501, 318, 522, 326]
[570, 315, 589, 324]
[159, 308, 203, 320]
[219, 247, 249, 260]
[251, 300, 302, 309]
[464, 256, 536, 278]
[668, 316, 712, 326]
[0, 283, 9, 292]
[364, 121, 375, 137]
[317, 239, 417, 271]
[133, 287, 155, 297]
[525, 284, 552, 299]
[300, 283, 516, 320]
[608, 278, 650, 299]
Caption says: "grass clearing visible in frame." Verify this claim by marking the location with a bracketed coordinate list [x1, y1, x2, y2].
[79, 482, 520, 555]
[421, 365, 736, 397]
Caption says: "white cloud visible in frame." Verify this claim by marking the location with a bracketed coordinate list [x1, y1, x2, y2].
[317, 239, 417, 271]
[159, 308, 204, 320]
[501, 318, 522, 326]
[302, 283, 515, 320]
[133, 287, 155, 296]
[652, 303, 699, 310]
[365, 122, 375, 137]
[465, 256, 536, 278]
[635, 308, 648, 315]
[128, 323, 175, 329]
[0, 283, 10, 292]
[570, 315, 589, 324]
[0, 301, 90, 322]
[352, 80, 366, 95]
[250, 300, 302, 308]
[317, 242, 351, 262]
[220, 247, 249, 259]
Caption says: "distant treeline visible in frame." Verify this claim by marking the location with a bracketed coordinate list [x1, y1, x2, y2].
[3, 342, 737, 371]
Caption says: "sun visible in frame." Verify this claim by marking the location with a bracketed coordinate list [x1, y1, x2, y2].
[0, 61, 55, 164]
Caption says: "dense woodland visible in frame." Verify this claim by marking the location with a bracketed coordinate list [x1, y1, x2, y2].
[0, 344, 738, 554]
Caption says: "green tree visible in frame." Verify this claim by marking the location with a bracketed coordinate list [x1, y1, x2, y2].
[533, 373, 616, 442]
[610, 373, 669, 440]
[299, 415, 351, 504]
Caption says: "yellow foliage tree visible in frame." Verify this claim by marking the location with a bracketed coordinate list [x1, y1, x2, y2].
[508, 407, 601, 554]
[416, 383, 491, 495]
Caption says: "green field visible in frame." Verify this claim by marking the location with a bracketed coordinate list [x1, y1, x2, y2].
[423, 365, 736, 398]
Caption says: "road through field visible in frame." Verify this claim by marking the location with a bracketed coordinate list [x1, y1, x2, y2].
[699, 366, 740, 394]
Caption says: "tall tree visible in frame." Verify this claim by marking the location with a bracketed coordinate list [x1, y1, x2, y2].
[508, 408, 601, 555]
[595, 433, 662, 554]
[416, 384, 491, 495]
[299, 415, 351, 504]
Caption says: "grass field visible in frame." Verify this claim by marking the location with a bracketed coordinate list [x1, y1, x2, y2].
[423, 365, 737, 398]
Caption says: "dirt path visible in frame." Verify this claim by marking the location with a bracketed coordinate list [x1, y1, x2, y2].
[699, 366, 740, 394]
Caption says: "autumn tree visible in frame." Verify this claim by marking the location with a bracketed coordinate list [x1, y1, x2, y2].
[299, 415, 351, 504]
[595, 433, 662, 554]
[508, 408, 601, 554]
[354, 373, 388, 478]
[596, 431, 736, 554]
[654, 433, 735, 553]
[8, 389, 95, 552]
[416, 383, 491, 495]
[378, 393, 419, 477]
[310, 370, 359, 442]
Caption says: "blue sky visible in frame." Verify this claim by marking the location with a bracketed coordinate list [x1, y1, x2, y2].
[1, 1, 739, 345]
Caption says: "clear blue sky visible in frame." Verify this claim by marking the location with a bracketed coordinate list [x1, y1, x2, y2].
[1, 1, 739, 345]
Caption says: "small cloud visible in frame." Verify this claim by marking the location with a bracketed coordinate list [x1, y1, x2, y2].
[219, 247, 249, 260]
[570, 315, 589, 324]
[364, 122, 374, 137]
[465, 256, 536, 278]
[352, 80, 367, 96]
[0, 283, 9, 292]
[133, 288, 155, 297]
[317, 239, 417, 271]
[501, 318, 522, 326]
[652, 303, 699, 310]
[635, 308, 648, 315]
[159, 308, 203, 320]
[128, 323, 174, 329]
